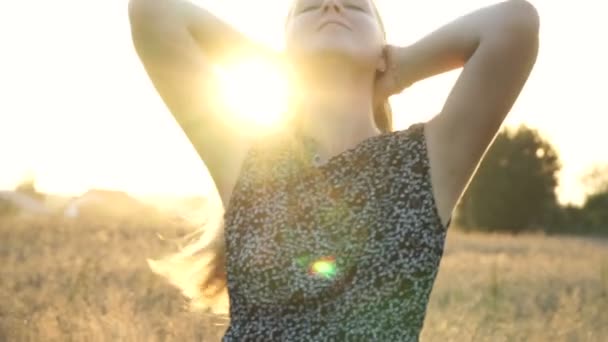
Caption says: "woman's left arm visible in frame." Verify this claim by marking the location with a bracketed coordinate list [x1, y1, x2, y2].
[389, 0, 540, 225]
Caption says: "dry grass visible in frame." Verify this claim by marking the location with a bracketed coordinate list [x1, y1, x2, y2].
[1, 216, 606, 341]
[0, 216, 227, 342]
[422, 231, 608, 342]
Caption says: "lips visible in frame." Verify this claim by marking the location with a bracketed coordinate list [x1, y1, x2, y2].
[317, 20, 351, 31]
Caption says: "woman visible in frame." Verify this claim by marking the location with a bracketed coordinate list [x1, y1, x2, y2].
[129, 0, 539, 340]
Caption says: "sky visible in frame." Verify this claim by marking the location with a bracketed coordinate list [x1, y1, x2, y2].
[0, 0, 606, 206]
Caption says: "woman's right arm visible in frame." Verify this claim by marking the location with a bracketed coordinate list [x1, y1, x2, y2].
[128, 0, 268, 208]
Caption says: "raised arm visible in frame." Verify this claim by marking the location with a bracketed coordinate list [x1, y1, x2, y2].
[388, 0, 539, 226]
[128, 0, 271, 208]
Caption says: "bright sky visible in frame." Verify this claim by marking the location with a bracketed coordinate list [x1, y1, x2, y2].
[0, 0, 606, 206]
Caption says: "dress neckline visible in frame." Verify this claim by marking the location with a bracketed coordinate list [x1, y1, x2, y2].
[291, 126, 387, 170]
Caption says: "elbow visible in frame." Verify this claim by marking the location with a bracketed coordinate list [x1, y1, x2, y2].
[128, 0, 144, 22]
[504, 0, 540, 39]
[128, 0, 161, 27]
[127, 0, 149, 50]
[515, 0, 540, 34]
[491, 0, 540, 54]
[128, 0, 174, 48]
[128, 0, 168, 31]
[128, 0, 148, 32]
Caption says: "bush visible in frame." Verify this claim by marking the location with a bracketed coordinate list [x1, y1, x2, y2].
[581, 191, 608, 234]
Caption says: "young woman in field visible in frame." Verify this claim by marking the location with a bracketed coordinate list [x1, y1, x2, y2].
[128, 0, 539, 340]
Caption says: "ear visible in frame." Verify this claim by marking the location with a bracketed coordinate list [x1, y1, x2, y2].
[376, 46, 388, 73]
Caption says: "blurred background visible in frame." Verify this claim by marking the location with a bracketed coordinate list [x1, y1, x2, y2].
[1, 0, 607, 341]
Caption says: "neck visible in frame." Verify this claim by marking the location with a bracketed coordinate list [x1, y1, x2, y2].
[290, 59, 380, 161]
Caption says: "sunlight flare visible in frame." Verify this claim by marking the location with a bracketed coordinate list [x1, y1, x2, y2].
[214, 58, 290, 135]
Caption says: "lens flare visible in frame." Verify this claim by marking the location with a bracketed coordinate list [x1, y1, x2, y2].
[307, 255, 337, 279]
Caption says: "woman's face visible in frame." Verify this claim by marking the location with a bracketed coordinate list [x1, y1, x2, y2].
[285, 0, 386, 70]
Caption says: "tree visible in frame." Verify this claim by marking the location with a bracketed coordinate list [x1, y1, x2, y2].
[581, 164, 608, 196]
[582, 192, 608, 233]
[14, 177, 45, 201]
[578, 165, 608, 234]
[456, 125, 561, 232]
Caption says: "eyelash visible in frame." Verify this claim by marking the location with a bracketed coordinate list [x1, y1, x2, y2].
[299, 5, 320, 13]
[345, 5, 365, 11]
[297, 3, 365, 14]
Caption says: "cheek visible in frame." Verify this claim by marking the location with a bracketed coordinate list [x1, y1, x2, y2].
[348, 26, 384, 58]
[284, 16, 385, 59]
[354, 18, 385, 47]
[285, 17, 317, 41]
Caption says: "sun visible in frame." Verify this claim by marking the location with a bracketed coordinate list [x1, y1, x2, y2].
[214, 58, 290, 136]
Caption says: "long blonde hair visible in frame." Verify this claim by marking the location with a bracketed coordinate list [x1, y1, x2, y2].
[147, 0, 393, 317]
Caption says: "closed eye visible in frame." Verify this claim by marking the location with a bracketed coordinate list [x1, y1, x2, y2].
[345, 5, 365, 11]
[344, 0, 369, 12]
[297, 5, 320, 14]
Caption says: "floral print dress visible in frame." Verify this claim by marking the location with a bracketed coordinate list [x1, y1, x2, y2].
[222, 122, 451, 341]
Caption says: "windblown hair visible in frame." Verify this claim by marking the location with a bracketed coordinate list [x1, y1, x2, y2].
[147, 0, 392, 317]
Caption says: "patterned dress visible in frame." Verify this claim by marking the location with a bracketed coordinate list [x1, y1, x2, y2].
[222, 122, 451, 341]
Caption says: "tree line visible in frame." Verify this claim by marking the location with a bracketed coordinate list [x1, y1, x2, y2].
[455, 125, 608, 235]
[2, 125, 607, 236]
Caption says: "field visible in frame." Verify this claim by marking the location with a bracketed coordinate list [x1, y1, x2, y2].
[1, 215, 607, 341]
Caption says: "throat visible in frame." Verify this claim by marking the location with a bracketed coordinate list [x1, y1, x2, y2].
[300, 127, 381, 168]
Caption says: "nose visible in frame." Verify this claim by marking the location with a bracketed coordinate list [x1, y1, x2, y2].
[322, 0, 342, 13]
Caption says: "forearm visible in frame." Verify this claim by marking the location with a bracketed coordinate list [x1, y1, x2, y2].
[129, 0, 263, 63]
[397, 0, 540, 87]
[176, 1, 264, 60]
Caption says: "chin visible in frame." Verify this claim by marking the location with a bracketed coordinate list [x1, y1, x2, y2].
[289, 39, 375, 67]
